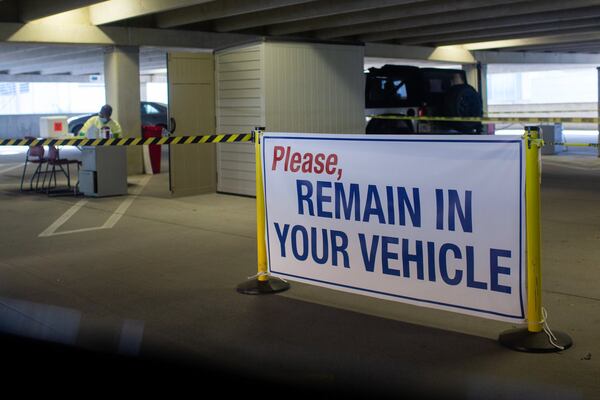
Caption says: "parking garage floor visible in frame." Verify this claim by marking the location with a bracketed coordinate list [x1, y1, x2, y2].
[0, 145, 599, 398]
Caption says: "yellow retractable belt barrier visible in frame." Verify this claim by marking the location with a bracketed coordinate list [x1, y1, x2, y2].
[255, 131, 268, 283]
[367, 114, 600, 124]
[237, 128, 290, 295]
[498, 127, 573, 352]
[487, 110, 599, 115]
[546, 142, 599, 148]
[233, 127, 574, 351]
[526, 130, 544, 334]
[0, 133, 253, 147]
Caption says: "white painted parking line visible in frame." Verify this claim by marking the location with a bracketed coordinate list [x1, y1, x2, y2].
[0, 164, 23, 174]
[38, 175, 152, 238]
[38, 199, 89, 237]
[102, 175, 151, 229]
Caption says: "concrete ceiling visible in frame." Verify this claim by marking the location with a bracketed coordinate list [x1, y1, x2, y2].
[0, 44, 176, 77]
[2, 0, 600, 77]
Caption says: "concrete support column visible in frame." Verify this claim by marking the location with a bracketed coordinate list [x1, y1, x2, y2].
[462, 63, 478, 89]
[597, 67, 600, 157]
[104, 45, 143, 174]
[140, 81, 147, 101]
[462, 62, 488, 115]
[478, 62, 488, 116]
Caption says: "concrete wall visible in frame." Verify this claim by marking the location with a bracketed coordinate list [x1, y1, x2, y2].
[0, 113, 82, 138]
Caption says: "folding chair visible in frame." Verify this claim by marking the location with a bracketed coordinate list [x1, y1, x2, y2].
[42, 145, 82, 195]
[19, 141, 47, 192]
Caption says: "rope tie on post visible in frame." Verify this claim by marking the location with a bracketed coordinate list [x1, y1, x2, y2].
[246, 271, 288, 284]
[540, 307, 566, 351]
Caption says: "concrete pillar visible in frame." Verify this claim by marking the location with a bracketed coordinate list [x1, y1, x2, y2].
[597, 67, 600, 157]
[140, 81, 147, 101]
[104, 45, 143, 174]
[462, 62, 488, 115]
[462, 63, 478, 89]
[478, 62, 488, 116]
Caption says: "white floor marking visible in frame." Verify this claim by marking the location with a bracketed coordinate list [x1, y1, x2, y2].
[38, 199, 89, 237]
[38, 175, 152, 238]
[0, 164, 23, 174]
[40, 225, 110, 237]
[102, 175, 152, 229]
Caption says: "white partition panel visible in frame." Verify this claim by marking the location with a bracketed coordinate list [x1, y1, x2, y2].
[215, 41, 364, 196]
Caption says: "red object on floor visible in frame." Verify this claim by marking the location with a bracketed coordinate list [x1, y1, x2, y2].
[142, 125, 163, 174]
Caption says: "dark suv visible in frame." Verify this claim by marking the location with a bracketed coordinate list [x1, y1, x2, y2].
[365, 65, 483, 134]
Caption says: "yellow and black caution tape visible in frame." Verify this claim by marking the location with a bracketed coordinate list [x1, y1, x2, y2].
[2, 132, 597, 147]
[0, 133, 253, 147]
[367, 114, 600, 124]
[547, 142, 599, 148]
[487, 110, 598, 115]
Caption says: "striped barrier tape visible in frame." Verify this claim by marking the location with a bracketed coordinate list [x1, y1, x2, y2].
[367, 114, 600, 124]
[0, 133, 253, 147]
[1, 133, 597, 147]
[547, 142, 599, 148]
[487, 110, 599, 115]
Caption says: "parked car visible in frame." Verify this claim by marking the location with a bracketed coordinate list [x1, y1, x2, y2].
[365, 65, 483, 134]
[68, 101, 168, 135]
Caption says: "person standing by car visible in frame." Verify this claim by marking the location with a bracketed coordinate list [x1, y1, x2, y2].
[79, 104, 123, 139]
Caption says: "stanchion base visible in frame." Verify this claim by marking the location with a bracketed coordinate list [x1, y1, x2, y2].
[498, 328, 573, 353]
[236, 277, 290, 295]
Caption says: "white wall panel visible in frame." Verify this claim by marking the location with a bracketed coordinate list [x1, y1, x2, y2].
[264, 42, 365, 134]
[215, 41, 364, 196]
[215, 44, 264, 196]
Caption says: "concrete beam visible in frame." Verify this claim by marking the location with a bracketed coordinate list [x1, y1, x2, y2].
[315, 0, 598, 40]
[495, 41, 600, 53]
[89, 0, 215, 26]
[366, 42, 600, 64]
[156, 0, 317, 28]
[39, 60, 103, 75]
[404, 19, 600, 47]
[360, 6, 600, 43]
[39, 58, 167, 76]
[365, 43, 476, 64]
[0, 22, 259, 49]
[0, 73, 96, 82]
[18, 0, 103, 22]
[473, 50, 600, 64]
[510, 44, 600, 53]
[214, 0, 427, 33]
[0, 1, 19, 22]
[464, 32, 600, 51]
[48, 65, 104, 76]
[0, 46, 101, 70]
[281, 0, 524, 38]
[0, 44, 49, 57]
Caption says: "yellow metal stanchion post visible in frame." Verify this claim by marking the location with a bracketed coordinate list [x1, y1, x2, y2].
[499, 126, 572, 352]
[237, 128, 290, 295]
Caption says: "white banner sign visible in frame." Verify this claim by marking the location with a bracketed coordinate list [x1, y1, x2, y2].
[262, 133, 525, 322]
